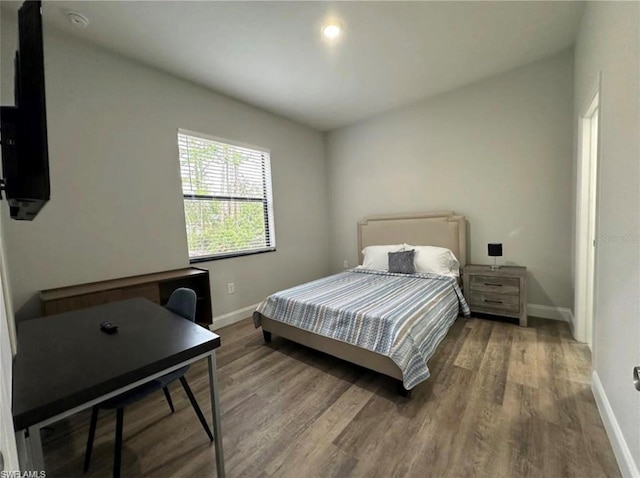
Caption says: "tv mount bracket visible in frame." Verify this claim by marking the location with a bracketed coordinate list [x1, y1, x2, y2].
[0, 104, 17, 200]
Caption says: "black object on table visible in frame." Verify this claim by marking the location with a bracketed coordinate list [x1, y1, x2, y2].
[12, 298, 225, 477]
[100, 320, 118, 334]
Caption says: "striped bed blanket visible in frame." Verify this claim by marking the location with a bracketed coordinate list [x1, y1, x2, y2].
[254, 268, 470, 389]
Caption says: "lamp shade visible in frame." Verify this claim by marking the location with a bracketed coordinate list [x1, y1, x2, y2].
[488, 243, 503, 257]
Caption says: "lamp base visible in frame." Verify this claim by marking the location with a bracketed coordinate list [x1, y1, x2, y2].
[490, 264, 501, 271]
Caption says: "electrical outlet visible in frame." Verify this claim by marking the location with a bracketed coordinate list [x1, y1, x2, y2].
[227, 282, 235, 294]
[343, 260, 349, 268]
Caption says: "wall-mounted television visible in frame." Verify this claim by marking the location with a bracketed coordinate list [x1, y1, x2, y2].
[0, 0, 50, 221]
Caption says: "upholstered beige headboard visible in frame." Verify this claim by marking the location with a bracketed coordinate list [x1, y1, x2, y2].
[358, 211, 467, 266]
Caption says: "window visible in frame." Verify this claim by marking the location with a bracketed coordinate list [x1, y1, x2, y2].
[177, 130, 276, 261]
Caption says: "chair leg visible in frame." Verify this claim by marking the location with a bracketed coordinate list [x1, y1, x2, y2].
[263, 330, 272, 343]
[179, 376, 213, 442]
[114, 408, 124, 478]
[84, 406, 99, 472]
[163, 386, 175, 413]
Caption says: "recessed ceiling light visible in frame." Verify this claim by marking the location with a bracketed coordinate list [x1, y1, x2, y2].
[66, 11, 89, 29]
[322, 22, 342, 40]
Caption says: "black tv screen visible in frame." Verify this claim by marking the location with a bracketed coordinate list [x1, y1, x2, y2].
[0, 0, 50, 221]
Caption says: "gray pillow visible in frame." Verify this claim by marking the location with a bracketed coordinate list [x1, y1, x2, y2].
[388, 250, 416, 274]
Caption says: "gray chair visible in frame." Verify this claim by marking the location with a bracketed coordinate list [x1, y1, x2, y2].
[84, 288, 213, 478]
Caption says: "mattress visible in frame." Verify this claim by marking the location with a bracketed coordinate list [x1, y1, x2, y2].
[254, 268, 470, 388]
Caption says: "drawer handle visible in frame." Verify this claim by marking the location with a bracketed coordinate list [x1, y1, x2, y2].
[484, 299, 503, 304]
[484, 283, 503, 287]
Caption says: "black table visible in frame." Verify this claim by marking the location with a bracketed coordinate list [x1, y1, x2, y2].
[12, 298, 225, 477]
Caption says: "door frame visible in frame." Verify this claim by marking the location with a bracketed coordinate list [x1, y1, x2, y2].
[574, 75, 602, 352]
[0, 216, 19, 471]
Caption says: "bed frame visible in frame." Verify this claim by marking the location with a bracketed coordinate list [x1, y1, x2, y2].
[256, 211, 468, 395]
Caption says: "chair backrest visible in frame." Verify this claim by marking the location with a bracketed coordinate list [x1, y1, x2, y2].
[165, 288, 197, 323]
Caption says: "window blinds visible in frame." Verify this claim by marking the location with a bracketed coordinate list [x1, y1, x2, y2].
[177, 130, 276, 260]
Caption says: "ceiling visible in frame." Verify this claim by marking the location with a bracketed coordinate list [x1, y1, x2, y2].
[3, 1, 584, 131]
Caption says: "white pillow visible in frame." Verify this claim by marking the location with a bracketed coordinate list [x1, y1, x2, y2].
[406, 244, 460, 278]
[361, 244, 405, 271]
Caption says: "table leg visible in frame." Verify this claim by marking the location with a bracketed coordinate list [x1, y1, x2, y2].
[15, 430, 30, 470]
[19, 425, 45, 472]
[207, 351, 225, 478]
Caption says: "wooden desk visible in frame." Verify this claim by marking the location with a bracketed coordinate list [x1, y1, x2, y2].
[40, 267, 213, 326]
[12, 298, 225, 477]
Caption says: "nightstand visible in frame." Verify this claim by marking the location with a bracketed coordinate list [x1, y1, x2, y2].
[462, 265, 527, 327]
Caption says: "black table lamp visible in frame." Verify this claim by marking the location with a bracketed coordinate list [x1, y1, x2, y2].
[488, 243, 502, 270]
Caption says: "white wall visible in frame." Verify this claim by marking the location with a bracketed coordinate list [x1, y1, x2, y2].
[326, 51, 574, 309]
[0, 18, 330, 322]
[574, 2, 640, 475]
[0, 6, 18, 447]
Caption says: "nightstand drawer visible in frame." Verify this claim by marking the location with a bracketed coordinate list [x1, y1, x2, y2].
[468, 291, 520, 314]
[470, 275, 519, 295]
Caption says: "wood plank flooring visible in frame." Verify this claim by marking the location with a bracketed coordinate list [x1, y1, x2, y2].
[42, 316, 620, 477]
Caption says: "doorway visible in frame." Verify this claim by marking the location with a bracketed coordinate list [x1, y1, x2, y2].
[574, 85, 600, 350]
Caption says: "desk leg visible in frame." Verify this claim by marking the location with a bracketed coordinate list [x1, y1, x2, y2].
[28, 426, 44, 472]
[16, 426, 45, 472]
[207, 351, 225, 478]
[15, 430, 30, 470]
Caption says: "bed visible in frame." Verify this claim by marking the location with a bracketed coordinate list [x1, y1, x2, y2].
[253, 211, 469, 395]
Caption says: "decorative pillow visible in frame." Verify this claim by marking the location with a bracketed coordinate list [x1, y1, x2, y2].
[388, 250, 416, 274]
[361, 244, 405, 270]
[405, 244, 460, 278]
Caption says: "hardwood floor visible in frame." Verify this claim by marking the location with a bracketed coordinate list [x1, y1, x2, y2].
[42, 316, 620, 478]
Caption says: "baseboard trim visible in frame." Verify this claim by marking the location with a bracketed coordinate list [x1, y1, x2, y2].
[209, 303, 259, 331]
[527, 303, 573, 322]
[592, 371, 640, 478]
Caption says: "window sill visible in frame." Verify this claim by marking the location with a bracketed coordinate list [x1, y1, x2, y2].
[189, 248, 276, 263]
